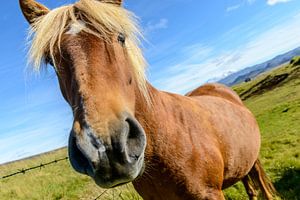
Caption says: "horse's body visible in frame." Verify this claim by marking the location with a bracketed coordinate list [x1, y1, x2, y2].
[132, 83, 260, 199]
[19, 0, 276, 199]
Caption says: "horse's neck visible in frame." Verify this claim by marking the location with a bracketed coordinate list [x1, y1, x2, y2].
[133, 83, 192, 197]
[134, 82, 183, 156]
[136, 82, 157, 111]
[135, 82, 164, 124]
[134, 83, 163, 153]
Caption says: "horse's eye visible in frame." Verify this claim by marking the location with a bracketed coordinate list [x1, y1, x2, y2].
[118, 33, 126, 46]
[46, 56, 54, 66]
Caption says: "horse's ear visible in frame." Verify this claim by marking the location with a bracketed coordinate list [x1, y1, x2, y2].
[19, 0, 50, 24]
[98, 0, 123, 6]
[113, 0, 123, 6]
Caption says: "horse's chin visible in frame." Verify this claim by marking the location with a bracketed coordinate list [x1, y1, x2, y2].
[92, 160, 145, 188]
[93, 178, 131, 189]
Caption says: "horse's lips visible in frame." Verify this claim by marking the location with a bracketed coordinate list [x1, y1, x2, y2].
[93, 171, 133, 189]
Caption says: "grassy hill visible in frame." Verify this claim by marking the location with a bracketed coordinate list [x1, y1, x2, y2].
[1, 59, 299, 200]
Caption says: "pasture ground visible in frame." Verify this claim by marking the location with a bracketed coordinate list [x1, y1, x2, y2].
[0, 61, 299, 199]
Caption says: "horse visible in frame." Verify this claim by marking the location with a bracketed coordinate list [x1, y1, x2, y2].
[19, 0, 277, 199]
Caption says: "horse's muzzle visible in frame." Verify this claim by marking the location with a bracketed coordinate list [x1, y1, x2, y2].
[68, 116, 146, 188]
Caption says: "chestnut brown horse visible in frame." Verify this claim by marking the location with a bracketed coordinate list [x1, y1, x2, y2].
[20, 0, 277, 199]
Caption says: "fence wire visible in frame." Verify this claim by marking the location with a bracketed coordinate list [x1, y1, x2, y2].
[0, 157, 135, 200]
[1, 157, 69, 179]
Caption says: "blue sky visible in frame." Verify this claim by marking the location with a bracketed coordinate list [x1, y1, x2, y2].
[0, 0, 300, 164]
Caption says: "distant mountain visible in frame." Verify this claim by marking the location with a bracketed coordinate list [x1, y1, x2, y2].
[218, 47, 300, 86]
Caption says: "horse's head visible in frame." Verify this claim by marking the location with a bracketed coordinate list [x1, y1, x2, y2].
[20, 0, 149, 188]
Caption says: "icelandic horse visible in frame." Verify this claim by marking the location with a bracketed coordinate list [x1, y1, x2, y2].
[19, 0, 277, 199]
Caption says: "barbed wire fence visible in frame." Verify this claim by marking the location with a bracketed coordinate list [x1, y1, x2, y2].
[0, 157, 136, 200]
[1, 157, 69, 179]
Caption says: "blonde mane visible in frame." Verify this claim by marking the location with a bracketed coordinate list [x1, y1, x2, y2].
[28, 0, 149, 103]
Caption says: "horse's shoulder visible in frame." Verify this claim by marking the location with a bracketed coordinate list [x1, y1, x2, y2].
[185, 83, 244, 106]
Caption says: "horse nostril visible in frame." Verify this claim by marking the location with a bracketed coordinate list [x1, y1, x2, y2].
[91, 161, 98, 170]
[91, 139, 99, 149]
[88, 132, 104, 150]
[124, 117, 146, 162]
[126, 117, 142, 138]
[129, 154, 140, 161]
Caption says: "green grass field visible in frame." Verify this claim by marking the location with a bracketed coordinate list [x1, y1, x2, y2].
[1, 59, 299, 200]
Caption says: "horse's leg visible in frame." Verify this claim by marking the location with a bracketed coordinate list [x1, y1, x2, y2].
[247, 159, 277, 200]
[242, 175, 258, 200]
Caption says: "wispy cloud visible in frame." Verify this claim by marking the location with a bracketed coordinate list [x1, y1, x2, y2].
[0, 116, 71, 164]
[145, 18, 168, 34]
[226, 0, 256, 13]
[267, 0, 292, 5]
[152, 11, 300, 94]
[0, 68, 73, 164]
[226, 4, 242, 12]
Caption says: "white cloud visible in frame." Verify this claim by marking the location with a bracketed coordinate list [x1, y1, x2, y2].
[226, 4, 242, 12]
[145, 18, 168, 33]
[152, 12, 300, 94]
[267, 0, 292, 5]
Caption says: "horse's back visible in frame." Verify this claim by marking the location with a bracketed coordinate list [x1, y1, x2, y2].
[186, 83, 244, 106]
